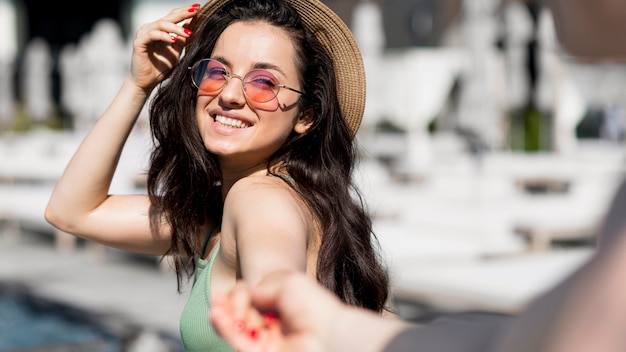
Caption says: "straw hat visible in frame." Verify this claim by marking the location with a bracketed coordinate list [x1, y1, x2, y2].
[190, 0, 366, 138]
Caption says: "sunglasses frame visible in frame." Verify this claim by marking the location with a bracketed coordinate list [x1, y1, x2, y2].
[188, 58, 304, 103]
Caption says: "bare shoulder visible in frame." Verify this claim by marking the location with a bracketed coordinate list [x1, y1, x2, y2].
[224, 175, 311, 223]
[227, 175, 298, 202]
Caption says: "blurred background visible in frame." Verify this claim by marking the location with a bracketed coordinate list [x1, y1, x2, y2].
[1, 0, 625, 351]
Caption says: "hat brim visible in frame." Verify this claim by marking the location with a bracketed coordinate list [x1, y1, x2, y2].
[191, 0, 365, 138]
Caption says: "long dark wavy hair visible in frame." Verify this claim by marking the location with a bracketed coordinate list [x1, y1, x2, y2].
[147, 0, 390, 312]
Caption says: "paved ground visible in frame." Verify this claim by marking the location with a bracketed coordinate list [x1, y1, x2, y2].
[1, 133, 620, 350]
[0, 228, 189, 351]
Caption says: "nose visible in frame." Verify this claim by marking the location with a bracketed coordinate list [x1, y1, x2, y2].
[219, 73, 246, 107]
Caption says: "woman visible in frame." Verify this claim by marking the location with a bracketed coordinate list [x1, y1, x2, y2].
[45, 0, 390, 351]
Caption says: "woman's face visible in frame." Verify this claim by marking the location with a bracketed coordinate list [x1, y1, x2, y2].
[195, 21, 309, 169]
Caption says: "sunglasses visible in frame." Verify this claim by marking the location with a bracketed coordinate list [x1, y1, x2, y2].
[189, 59, 304, 103]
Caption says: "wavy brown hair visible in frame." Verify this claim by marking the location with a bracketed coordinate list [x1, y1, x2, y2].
[147, 0, 389, 312]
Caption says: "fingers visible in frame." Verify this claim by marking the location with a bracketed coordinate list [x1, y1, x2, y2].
[251, 273, 313, 319]
[247, 277, 284, 313]
[129, 4, 201, 91]
[212, 284, 260, 333]
[211, 285, 272, 351]
[135, 4, 200, 45]
[231, 283, 265, 334]
[211, 293, 258, 350]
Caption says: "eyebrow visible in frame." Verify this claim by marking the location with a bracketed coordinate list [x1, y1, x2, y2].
[211, 55, 288, 77]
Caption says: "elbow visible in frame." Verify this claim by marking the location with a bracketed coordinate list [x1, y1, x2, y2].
[44, 200, 71, 233]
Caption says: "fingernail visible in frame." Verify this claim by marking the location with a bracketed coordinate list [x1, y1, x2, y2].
[264, 312, 277, 325]
[188, 7, 197, 12]
[171, 36, 178, 42]
[234, 320, 245, 332]
[249, 329, 259, 340]
[184, 29, 193, 35]
[192, 3, 201, 7]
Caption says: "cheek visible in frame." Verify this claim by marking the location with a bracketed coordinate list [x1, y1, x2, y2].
[195, 96, 213, 129]
[195, 94, 214, 113]
[268, 112, 302, 139]
[253, 100, 280, 112]
[196, 90, 217, 101]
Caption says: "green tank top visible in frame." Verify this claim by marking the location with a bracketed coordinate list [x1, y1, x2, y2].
[179, 225, 233, 351]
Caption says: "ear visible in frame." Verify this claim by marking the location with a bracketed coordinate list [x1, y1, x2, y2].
[293, 108, 315, 134]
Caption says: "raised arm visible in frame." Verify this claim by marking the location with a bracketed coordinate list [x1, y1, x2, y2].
[45, 5, 199, 255]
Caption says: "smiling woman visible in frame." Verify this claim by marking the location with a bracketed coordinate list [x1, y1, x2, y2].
[44, 1, 390, 351]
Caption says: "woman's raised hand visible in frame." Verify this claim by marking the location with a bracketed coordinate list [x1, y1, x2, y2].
[130, 4, 200, 93]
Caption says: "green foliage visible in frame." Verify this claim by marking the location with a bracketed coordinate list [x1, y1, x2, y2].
[375, 119, 406, 134]
[7, 103, 66, 132]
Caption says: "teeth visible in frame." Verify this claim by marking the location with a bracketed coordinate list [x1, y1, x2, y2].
[215, 115, 250, 128]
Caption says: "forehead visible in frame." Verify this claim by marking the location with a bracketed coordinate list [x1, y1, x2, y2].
[212, 21, 299, 73]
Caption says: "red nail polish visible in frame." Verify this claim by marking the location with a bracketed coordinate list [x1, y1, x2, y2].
[234, 320, 245, 332]
[184, 29, 192, 35]
[264, 312, 277, 325]
[188, 7, 197, 12]
[249, 329, 259, 340]
[192, 3, 201, 7]
[170, 36, 178, 42]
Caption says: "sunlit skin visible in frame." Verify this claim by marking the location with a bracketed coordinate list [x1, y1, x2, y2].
[44, 8, 325, 349]
[45, 5, 320, 287]
[196, 21, 310, 178]
[191, 20, 320, 309]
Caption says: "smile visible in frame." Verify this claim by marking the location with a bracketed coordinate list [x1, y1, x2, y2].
[214, 115, 250, 128]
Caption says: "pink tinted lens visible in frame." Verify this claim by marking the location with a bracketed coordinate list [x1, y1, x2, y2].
[244, 70, 279, 102]
[196, 60, 227, 92]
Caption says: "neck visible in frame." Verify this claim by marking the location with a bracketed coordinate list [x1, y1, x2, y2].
[220, 163, 268, 200]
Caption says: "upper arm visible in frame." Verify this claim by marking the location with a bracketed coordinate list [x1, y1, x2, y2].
[46, 193, 171, 255]
[222, 177, 314, 286]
